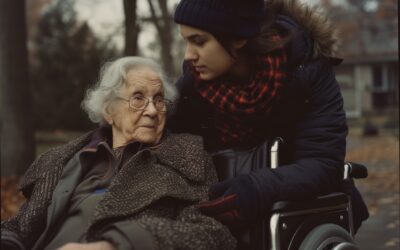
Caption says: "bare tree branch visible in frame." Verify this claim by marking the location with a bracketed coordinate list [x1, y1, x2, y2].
[146, 0, 176, 77]
[147, 0, 162, 33]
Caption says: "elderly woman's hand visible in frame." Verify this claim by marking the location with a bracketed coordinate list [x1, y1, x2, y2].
[57, 241, 116, 250]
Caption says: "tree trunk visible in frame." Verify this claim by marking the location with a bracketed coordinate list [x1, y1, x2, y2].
[0, 0, 35, 175]
[147, 0, 176, 78]
[123, 0, 139, 56]
[158, 0, 175, 78]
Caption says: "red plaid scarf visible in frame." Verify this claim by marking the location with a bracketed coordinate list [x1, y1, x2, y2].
[193, 49, 287, 145]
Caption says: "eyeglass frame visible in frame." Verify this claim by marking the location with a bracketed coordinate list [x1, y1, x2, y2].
[115, 95, 172, 112]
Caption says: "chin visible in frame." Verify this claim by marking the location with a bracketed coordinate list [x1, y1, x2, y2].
[199, 74, 212, 81]
[138, 135, 161, 145]
[200, 72, 221, 81]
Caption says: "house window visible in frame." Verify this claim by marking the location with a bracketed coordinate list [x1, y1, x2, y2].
[372, 65, 388, 92]
[372, 64, 395, 109]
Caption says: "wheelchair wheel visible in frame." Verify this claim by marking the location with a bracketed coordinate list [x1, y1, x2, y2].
[299, 224, 359, 250]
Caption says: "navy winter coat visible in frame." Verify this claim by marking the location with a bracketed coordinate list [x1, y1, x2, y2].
[168, 11, 368, 231]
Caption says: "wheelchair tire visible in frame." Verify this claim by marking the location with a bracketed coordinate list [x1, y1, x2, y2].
[299, 224, 359, 250]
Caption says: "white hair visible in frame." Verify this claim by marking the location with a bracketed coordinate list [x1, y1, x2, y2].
[82, 56, 177, 125]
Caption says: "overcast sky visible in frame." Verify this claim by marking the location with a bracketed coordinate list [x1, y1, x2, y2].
[72, 0, 378, 56]
[74, 0, 181, 55]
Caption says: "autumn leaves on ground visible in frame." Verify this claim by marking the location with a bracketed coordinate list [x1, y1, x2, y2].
[346, 132, 399, 249]
[1, 176, 25, 220]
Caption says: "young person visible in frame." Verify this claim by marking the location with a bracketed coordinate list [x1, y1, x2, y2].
[169, 0, 368, 244]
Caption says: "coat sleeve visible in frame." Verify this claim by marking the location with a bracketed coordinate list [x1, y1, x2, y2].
[139, 205, 237, 250]
[1, 144, 77, 249]
[99, 155, 236, 250]
[1, 205, 28, 250]
[252, 59, 347, 208]
[1, 168, 62, 249]
[101, 205, 236, 250]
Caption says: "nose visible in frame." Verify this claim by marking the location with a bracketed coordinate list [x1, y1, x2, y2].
[184, 44, 198, 61]
[143, 101, 158, 117]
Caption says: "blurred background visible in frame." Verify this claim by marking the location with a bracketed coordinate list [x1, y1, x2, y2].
[0, 0, 398, 249]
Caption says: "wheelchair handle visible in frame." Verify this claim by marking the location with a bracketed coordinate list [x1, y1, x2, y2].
[270, 137, 283, 169]
[344, 162, 368, 179]
[269, 138, 368, 180]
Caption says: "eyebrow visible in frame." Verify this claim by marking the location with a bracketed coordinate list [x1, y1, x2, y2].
[185, 34, 206, 41]
[130, 88, 164, 97]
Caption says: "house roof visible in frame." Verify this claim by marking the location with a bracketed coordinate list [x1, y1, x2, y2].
[328, 4, 398, 61]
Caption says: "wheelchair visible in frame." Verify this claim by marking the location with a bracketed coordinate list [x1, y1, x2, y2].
[212, 138, 368, 250]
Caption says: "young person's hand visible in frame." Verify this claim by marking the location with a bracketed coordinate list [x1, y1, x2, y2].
[197, 173, 265, 227]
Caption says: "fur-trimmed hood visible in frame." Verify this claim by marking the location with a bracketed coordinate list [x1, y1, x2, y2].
[271, 0, 340, 60]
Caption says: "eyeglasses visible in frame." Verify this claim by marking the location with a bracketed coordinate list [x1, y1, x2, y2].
[116, 95, 172, 112]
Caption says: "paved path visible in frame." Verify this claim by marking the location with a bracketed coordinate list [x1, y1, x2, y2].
[347, 132, 399, 249]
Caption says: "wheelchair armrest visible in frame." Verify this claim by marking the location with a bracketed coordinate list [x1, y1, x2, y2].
[271, 192, 349, 213]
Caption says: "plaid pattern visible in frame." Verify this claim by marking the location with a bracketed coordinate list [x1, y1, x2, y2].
[193, 49, 287, 145]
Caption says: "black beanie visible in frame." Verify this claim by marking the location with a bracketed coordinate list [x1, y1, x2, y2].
[174, 0, 266, 38]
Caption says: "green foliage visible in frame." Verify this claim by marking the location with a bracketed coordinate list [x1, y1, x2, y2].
[31, 0, 119, 130]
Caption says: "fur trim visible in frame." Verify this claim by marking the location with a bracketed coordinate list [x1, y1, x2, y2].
[271, 0, 340, 58]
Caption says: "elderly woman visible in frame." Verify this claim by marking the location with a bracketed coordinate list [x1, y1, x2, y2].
[1, 57, 236, 250]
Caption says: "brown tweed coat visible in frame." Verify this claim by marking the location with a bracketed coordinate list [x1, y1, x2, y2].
[1, 131, 236, 250]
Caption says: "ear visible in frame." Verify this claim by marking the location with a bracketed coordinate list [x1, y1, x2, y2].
[104, 115, 113, 125]
[232, 39, 247, 49]
[103, 106, 114, 125]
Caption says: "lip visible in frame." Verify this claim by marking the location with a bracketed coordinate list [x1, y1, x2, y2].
[194, 65, 207, 73]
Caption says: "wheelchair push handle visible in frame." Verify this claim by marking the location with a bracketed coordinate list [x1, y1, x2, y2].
[344, 162, 368, 179]
[269, 138, 368, 180]
[270, 137, 283, 169]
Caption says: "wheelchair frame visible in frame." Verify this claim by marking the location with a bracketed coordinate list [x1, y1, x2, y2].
[248, 138, 361, 250]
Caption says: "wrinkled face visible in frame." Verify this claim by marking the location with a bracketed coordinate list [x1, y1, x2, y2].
[105, 67, 166, 147]
[179, 24, 235, 80]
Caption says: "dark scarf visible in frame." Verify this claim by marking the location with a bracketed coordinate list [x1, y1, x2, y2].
[193, 49, 288, 146]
